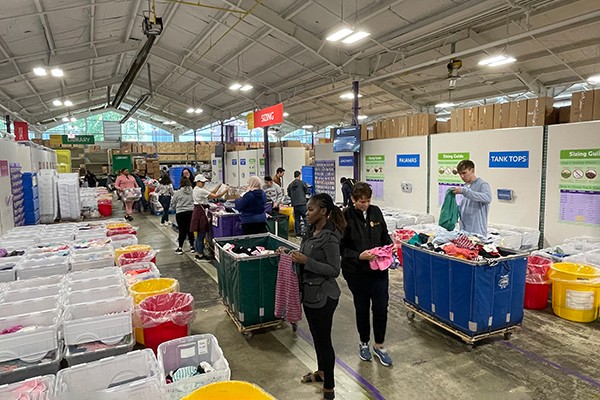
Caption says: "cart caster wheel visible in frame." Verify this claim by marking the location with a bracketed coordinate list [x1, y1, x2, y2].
[466, 343, 474, 352]
[243, 332, 254, 341]
[503, 332, 512, 341]
[291, 323, 298, 332]
[406, 311, 415, 322]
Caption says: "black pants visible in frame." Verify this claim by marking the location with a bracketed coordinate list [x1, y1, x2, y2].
[158, 195, 171, 223]
[304, 297, 338, 390]
[175, 211, 195, 248]
[343, 271, 389, 344]
[241, 222, 267, 235]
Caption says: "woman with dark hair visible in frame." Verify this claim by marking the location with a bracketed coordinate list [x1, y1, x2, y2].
[171, 177, 195, 254]
[340, 182, 394, 367]
[181, 167, 194, 182]
[156, 174, 174, 225]
[292, 193, 346, 400]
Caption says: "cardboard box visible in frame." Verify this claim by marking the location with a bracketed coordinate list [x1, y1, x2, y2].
[478, 105, 494, 130]
[381, 119, 390, 138]
[397, 116, 408, 137]
[360, 124, 368, 141]
[509, 100, 528, 127]
[436, 121, 450, 134]
[570, 91, 595, 122]
[451, 109, 464, 132]
[417, 114, 436, 135]
[464, 107, 479, 131]
[408, 115, 418, 136]
[526, 97, 554, 126]
[493, 103, 509, 129]
[367, 126, 375, 140]
[387, 118, 399, 138]
[593, 89, 600, 120]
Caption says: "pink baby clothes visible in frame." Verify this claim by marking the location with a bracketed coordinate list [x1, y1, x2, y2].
[451, 234, 477, 250]
[369, 244, 395, 271]
[274, 253, 302, 324]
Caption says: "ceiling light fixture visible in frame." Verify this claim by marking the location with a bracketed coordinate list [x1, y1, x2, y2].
[61, 117, 69, 122]
[478, 55, 516, 67]
[229, 83, 242, 90]
[194, 108, 203, 114]
[435, 102, 456, 108]
[587, 74, 600, 84]
[53, 99, 63, 106]
[553, 100, 572, 108]
[326, 27, 354, 42]
[340, 92, 363, 100]
[50, 68, 64, 77]
[341, 31, 371, 44]
[283, 112, 289, 117]
[63, 100, 73, 107]
[70, 117, 77, 122]
[302, 124, 313, 129]
[239, 84, 253, 91]
[186, 108, 195, 113]
[33, 67, 47, 76]
[357, 115, 368, 120]
[163, 120, 177, 125]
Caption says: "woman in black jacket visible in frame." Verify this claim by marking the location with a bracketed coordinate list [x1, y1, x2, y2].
[292, 193, 346, 400]
[340, 182, 394, 367]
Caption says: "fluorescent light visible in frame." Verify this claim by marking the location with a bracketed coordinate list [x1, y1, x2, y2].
[229, 83, 242, 90]
[53, 99, 63, 106]
[33, 67, 47, 76]
[194, 108, 203, 113]
[63, 100, 73, 107]
[435, 102, 455, 108]
[553, 100, 572, 108]
[50, 68, 64, 77]
[302, 124, 313, 129]
[357, 115, 368, 120]
[437, 117, 451, 122]
[341, 31, 371, 44]
[283, 112, 289, 117]
[62, 117, 69, 122]
[340, 92, 363, 100]
[587, 74, 600, 84]
[70, 117, 76, 122]
[326, 28, 354, 42]
[240, 84, 253, 91]
[186, 108, 195, 113]
[479, 55, 516, 67]
[163, 120, 177, 125]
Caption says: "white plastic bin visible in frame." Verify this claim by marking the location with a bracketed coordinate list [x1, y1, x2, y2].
[0, 257, 22, 283]
[16, 258, 69, 280]
[62, 296, 133, 346]
[109, 234, 138, 250]
[6, 274, 64, 290]
[68, 266, 121, 281]
[0, 342, 63, 386]
[66, 275, 124, 292]
[70, 247, 115, 271]
[121, 262, 161, 286]
[157, 334, 231, 399]
[0, 374, 55, 400]
[0, 284, 63, 303]
[64, 285, 128, 306]
[564, 249, 600, 267]
[55, 349, 161, 394]
[0, 295, 61, 318]
[0, 309, 60, 363]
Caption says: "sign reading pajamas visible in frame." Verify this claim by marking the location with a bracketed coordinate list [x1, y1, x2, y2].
[489, 151, 529, 168]
[558, 148, 600, 225]
[396, 154, 420, 167]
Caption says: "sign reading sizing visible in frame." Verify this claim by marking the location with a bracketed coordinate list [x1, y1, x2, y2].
[489, 151, 529, 168]
[338, 156, 354, 167]
[252, 103, 284, 128]
[396, 154, 420, 167]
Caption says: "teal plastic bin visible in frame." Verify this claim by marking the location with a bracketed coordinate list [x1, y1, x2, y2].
[213, 234, 298, 327]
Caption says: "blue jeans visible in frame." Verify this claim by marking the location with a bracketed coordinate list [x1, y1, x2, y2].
[293, 204, 307, 236]
[194, 231, 206, 255]
[158, 195, 171, 223]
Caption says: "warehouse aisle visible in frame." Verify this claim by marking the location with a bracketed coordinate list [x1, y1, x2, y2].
[133, 212, 600, 400]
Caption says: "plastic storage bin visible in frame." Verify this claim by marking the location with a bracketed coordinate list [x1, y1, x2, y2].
[71, 247, 115, 271]
[114, 244, 152, 263]
[63, 333, 135, 367]
[0, 295, 61, 318]
[0, 284, 63, 303]
[16, 257, 69, 280]
[182, 381, 275, 400]
[0, 257, 22, 282]
[6, 274, 64, 290]
[549, 262, 600, 322]
[121, 262, 161, 285]
[55, 349, 160, 394]
[65, 275, 124, 292]
[109, 234, 138, 250]
[64, 285, 128, 306]
[0, 342, 63, 385]
[0, 374, 55, 399]
[0, 309, 60, 364]
[158, 334, 231, 399]
[138, 293, 194, 353]
[68, 266, 121, 282]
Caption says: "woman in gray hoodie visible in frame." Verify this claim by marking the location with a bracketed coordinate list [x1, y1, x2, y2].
[171, 177, 195, 254]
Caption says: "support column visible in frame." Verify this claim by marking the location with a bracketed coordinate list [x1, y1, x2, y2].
[263, 126, 270, 177]
[351, 80, 360, 181]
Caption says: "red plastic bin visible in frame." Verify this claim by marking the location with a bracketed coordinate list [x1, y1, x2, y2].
[524, 282, 550, 309]
[393, 229, 416, 266]
[98, 202, 113, 217]
[139, 293, 195, 353]
[527, 255, 552, 276]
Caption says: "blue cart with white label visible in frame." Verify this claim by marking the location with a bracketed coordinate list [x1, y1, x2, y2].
[401, 243, 527, 350]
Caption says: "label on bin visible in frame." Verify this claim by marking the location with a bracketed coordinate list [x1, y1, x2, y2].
[198, 339, 208, 355]
[566, 290, 594, 310]
[180, 346, 196, 359]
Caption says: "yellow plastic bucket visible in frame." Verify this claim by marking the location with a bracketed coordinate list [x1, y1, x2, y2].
[549, 262, 600, 323]
[278, 207, 295, 232]
[181, 381, 276, 400]
[114, 244, 152, 263]
[106, 222, 132, 230]
[129, 278, 179, 344]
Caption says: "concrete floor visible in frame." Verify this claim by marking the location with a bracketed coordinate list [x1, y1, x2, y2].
[130, 210, 600, 400]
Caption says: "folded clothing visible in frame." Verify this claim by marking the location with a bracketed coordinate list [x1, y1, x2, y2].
[166, 361, 215, 383]
[369, 245, 395, 271]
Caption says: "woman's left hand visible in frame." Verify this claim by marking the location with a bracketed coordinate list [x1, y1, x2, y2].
[291, 251, 308, 264]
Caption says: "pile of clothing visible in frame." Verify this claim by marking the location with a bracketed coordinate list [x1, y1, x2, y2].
[221, 243, 274, 257]
[0, 249, 25, 257]
[408, 231, 510, 261]
[165, 361, 216, 383]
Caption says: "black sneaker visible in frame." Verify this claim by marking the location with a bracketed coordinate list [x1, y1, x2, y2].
[194, 254, 205, 261]
[175, 248, 183, 255]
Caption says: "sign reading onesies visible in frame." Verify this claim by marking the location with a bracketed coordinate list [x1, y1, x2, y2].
[437, 152, 470, 206]
[558, 149, 599, 225]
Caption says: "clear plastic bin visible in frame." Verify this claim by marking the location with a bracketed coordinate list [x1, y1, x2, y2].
[109, 234, 139, 250]
[16, 258, 69, 280]
[63, 333, 136, 367]
[0, 309, 60, 363]
[65, 275, 124, 292]
[55, 349, 160, 394]
[71, 247, 115, 271]
[0, 295, 61, 318]
[0, 342, 63, 386]
[0, 284, 63, 303]
[64, 285, 128, 306]
[114, 245, 153, 264]
[0, 374, 55, 400]
[121, 262, 161, 286]
[0, 257, 22, 283]
[7, 274, 64, 290]
[158, 334, 231, 399]
[564, 249, 600, 268]
[62, 296, 133, 346]
[67, 267, 121, 282]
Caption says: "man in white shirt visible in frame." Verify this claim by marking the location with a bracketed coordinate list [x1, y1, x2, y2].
[263, 175, 284, 210]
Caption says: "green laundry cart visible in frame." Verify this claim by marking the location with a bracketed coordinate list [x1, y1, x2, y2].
[266, 212, 290, 240]
[213, 233, 298, 340]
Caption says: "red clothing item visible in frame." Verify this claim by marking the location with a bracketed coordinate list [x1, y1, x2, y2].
[442, 244, 479, 260]
[274, 253, 302, 324]
[115, 175, 138, 190]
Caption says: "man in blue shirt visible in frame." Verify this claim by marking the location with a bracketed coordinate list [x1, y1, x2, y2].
[452, 160, 492, 236]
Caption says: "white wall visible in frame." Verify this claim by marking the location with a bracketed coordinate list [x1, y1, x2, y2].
[14, 143, 57, 173]
[210, 154, 223, 184]
[268, 147, 307, 189]
[225, 151, 239, 187]
[429, 127, 544, 230]
[545, 121, 600, 245]
[361, 137, 428, 213]
[238, 149, 259, 185]
[0, 139, 17, 236]
[314, 144, 354, 203]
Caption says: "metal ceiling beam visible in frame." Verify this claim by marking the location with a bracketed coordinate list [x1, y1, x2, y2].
[113, 0, 143, 77]
[369, 82, 421, 111]
[0, 0, 124, 21]
[33, 0, 57, 56]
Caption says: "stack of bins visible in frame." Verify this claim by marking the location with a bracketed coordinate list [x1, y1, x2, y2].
[0, 276, 64, 384]
[22, 172, 40, 226]
[62, 268, 134, 365]
[39, 169, 59, 224]
[55, 349, 165, 399]
[10, 163, 24, 227]
[0, 374, 55, 399]
[57, 173, 81, 221]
